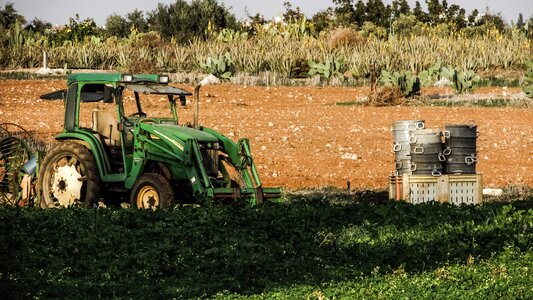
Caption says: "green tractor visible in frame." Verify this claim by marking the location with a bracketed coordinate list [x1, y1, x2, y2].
[37, 73, 281, 208]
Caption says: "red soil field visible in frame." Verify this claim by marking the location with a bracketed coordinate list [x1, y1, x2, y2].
[0, 79, 531, 190]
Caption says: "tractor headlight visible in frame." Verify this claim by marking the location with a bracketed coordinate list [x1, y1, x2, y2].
[158, 75, 169, 84]
[122, 74, 133, 82]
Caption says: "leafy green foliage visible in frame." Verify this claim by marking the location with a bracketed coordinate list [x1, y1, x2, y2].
[48, 14, 101, 45]
[380, 70, 421, 97]
[147, 0, 237, 41]
[308, 56, 347, 83]
[441, 67, 481, 94]
[200, 52, 233, 79]
[0, 195, 532, 299]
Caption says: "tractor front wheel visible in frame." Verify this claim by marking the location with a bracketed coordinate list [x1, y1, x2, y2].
[130, 173, 173, 209]
[37, 141, 100, 208]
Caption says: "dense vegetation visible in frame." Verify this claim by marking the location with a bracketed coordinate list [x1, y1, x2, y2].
[1, 193, 532, 299]
[0, 1, 532, 87]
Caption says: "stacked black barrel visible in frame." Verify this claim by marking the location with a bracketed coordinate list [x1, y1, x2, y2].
[442, 123, 478, 174]
[393, 121, 478, 176]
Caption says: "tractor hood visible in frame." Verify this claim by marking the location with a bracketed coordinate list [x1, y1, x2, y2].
[141, 123, 219, 144]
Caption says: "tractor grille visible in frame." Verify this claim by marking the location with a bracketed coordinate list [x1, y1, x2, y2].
[200, 148, 219, 177]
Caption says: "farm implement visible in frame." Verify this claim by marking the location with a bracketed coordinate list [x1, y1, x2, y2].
[0, 123, 47, 206]
[0, 73, 281, 208]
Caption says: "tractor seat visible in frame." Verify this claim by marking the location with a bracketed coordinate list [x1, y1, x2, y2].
[92, 111, 120, 147]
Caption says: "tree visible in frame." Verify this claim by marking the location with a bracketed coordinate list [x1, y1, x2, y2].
[516, 13, 525, 30]
[244, 12, 266, 34]
[24, 17, 51, 35]
[333, 0, 356, 27]
[391, 0, 411, 19]
[148, 0, 237, 41]
[426, 0, 445, 25]
[0, 3, 25, 29]
[48, 14, 100, 44]
[105, 14, 129, 38]
[127, 9, 148, 33]
[282, 2, 305, 23]
[311, 8, 335, 33]
[467, 9, 479, 26]
[412, 1, 428, 23]
[476, 13, 507, 32]
[353, 0, 366, 26]
[445, 4, 466, 29]
[365, 0, 392, 28]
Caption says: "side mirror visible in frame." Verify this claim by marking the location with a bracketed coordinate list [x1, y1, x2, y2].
[179, 95, 186, 106]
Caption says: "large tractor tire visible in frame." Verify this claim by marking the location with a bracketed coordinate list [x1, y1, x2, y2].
[130, 173, 174, 209]
[38, 141, 100, 208]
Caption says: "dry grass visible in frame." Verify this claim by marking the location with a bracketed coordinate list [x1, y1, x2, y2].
[363, 86, 404, 106]
[327, 28, 365, 50]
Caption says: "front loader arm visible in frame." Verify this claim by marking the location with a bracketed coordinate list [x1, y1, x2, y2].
[238, 138, 262, 187]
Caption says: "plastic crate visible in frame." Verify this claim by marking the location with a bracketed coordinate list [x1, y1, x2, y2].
[389, 174, 483, 205]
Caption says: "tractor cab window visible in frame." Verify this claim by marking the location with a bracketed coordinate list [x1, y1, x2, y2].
[77, 84, 116, 130]
[119, 84, 191, 125]
[120, 87, 176, 121]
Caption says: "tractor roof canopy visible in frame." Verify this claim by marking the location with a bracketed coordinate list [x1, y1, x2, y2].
[41, 73, 191, 101]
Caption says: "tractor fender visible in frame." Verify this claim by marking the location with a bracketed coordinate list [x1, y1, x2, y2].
[55, 132, 111, 179]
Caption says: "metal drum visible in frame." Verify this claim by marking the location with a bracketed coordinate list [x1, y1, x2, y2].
[393, 120, 425, 175]
[409, 129, 444, 176]
[443, 123, 478, 174]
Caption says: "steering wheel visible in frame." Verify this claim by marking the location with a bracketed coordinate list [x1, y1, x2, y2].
[139, 118, 157, 123]
[129, 111, 147, 118]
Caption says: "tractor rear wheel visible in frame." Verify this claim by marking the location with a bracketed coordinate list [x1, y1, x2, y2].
[37, 141, 100, 208]
[130, 173, 173, 209]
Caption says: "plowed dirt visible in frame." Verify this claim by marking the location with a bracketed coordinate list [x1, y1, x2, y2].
[0, 79, 531, 190]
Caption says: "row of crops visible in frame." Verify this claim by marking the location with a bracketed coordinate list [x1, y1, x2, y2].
[1, 193, 532, 299]
[2, 27, 530, 81]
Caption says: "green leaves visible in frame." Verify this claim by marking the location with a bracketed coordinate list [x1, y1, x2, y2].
[1, 197, 532, 299]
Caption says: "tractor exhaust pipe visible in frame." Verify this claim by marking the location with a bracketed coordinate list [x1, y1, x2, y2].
[194, 74, 221, 129]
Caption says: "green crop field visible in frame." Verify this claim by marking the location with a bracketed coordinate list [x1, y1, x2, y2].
[1, 193, 532, 299]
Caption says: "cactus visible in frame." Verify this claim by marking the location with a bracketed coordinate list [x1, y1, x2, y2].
[216, 29, 248, 43]
[523, 60, 533, 98]
[200, 52, 233, 79]
[380, 70, 421, 97]
[308, 56, 346, 83]
[418, 62, 442, 85]
[441, 67, 481, 94]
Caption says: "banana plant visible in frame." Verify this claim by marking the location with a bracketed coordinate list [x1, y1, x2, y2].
[380, 70, 421, 97]
[200, 52, 233, 80]
[441, 67, 481, 94]
[308, 56, 346, 83]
